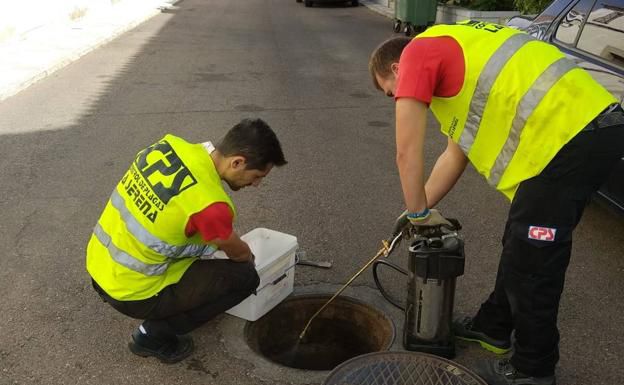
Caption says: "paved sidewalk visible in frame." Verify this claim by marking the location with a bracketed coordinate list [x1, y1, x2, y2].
[0, 0, 178, 102]
[361, 0, 394, 19]
[0, 0, 394, 103]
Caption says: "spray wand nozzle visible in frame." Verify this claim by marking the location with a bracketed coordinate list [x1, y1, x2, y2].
[297, 231, 404, 341]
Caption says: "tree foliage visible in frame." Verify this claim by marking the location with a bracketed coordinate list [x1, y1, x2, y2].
[512, 0, 552, 14]
[446, 0, 551, 13]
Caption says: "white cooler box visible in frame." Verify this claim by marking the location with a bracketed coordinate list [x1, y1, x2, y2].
[226, 228, 298, 321]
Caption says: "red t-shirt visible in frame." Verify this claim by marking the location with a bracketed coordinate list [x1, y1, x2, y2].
[185, 202, 233, 241]
[395, 36, 465, 104]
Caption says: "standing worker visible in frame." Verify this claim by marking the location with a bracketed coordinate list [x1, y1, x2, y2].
[86, 118, 287, 363]
[369, 20, 624, 385]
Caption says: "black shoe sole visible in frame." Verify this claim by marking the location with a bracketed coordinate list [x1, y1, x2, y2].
[128, 337, 194, 364]
[453, 318, 511, 355]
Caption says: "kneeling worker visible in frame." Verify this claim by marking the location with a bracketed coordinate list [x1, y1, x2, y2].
[86, 118, 287, 363]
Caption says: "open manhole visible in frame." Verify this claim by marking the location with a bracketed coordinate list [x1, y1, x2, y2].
[245, 294, 395, 371]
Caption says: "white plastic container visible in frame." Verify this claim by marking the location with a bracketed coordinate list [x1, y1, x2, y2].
[226, 228, 298, 321]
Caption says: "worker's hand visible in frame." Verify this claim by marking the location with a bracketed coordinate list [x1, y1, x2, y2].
[212, 231, 254, 263]
[393, 208, 454, 236]
[227, 250, 255, 264]
[227, 253, 250, 263]
[409, 209, 453, 228]
[392, 209, 411, 236]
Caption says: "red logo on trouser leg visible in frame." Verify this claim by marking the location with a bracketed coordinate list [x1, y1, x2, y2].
[528, 226, 556, 241]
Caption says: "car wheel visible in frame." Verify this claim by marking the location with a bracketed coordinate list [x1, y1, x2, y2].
[351, 0, 359, 6]
[304, 0, 312, 6]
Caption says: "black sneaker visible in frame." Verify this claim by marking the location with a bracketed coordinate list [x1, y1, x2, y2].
[473, 359, 556, 385]
[453, 316, 511, 354]
[128, 328, 194, 364]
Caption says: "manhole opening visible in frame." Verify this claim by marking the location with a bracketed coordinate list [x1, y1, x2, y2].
[245, 294, 395, 371]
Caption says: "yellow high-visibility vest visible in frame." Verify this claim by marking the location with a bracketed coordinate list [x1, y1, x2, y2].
[416, 21, 617, 199]
[86, 134, 235, 300]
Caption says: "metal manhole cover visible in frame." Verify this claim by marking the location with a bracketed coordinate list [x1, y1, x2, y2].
[323, 351, 487, 385]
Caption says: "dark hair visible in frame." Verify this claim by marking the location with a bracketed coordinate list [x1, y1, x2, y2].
[216, 118, 287, 170]
[368, 37, 412, 90]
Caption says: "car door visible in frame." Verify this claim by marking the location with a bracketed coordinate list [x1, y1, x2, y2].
[551, 0, 624, 210]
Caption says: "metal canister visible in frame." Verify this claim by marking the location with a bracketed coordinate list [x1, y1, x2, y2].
[403, 232, 465, 358]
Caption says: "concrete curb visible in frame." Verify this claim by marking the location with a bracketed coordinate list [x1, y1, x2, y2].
[0, 1, 177, 102]
[0, 13, 158, 102]
[361, 0, 395, 19]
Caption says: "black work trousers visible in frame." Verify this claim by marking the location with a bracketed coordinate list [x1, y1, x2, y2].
[93, 259, 259, 338]
[473, 116, 624, 377]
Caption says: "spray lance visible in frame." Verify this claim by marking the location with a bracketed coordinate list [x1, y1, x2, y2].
[298, 230, 405, 341]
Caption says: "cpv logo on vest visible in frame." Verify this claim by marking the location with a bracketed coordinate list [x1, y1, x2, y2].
[120, 140, 198, 223]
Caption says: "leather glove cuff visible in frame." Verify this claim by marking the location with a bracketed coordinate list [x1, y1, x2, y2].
[407, 208, 430, 223]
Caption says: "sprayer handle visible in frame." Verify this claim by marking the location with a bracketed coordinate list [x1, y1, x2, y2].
[445, 218, 462, 231]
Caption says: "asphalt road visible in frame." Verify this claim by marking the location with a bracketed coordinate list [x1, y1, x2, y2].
[1, 0, 623, 384]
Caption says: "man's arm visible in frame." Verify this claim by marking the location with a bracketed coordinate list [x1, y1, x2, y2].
[211, 231, 253, 262]
[395, 98, 429, 213]
[425, 137, 468, 208]
[185, 203, 253, 263]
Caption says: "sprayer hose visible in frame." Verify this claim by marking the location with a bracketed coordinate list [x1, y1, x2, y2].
[372, 259, 408, 311]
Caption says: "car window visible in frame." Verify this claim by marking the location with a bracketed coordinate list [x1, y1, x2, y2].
[555, 0, 624, 69]
[576, 0, 624, 68]
[555, 0, 596, 45]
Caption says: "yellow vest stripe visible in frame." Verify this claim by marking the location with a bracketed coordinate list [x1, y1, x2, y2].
[109, 189, 217, 259]
[93, 223, 169, 276]
[489, 58, 577, 186]
[460, 33, 534, 152]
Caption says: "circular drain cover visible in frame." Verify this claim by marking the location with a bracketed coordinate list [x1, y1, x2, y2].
[323, 351, 487, 385]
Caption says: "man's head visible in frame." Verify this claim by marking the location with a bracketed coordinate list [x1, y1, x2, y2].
[368, 37, 411, 98]
[214, 118, 287, 191]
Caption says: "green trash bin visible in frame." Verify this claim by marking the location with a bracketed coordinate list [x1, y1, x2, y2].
[393, 0, 438, 36]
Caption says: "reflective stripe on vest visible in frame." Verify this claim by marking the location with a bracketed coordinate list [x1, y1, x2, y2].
[109, 189, 217, 259]
[93, 223, 168, 276]
[455, 32, 576, 188]
[460, 33, 534, 153]
[488, 58, 576, 186]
